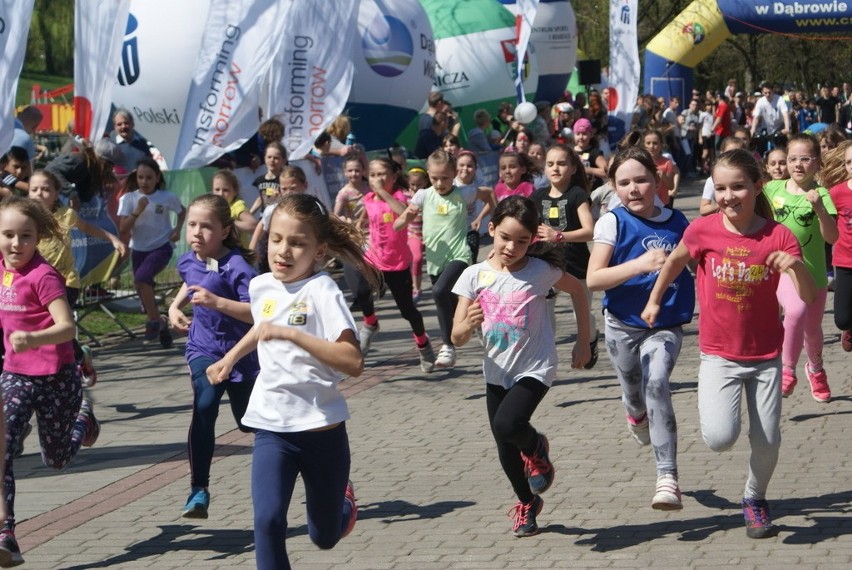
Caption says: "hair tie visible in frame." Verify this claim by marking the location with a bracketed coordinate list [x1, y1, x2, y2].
[408, 167, 427, 175]
[312, 197, 327, 217]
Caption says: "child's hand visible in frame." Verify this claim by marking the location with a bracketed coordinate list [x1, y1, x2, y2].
[134, 196, 149, 215]
[206, 359, 232, 385]
[187, 285, 219, 310]
[463, 298, 484, 332]
[470, 219, 481, 232]
[805, 189, 825, 212]
[570, 339, 591, 369]
[256, 322, 289, 342]
[168, 306, 191, 333]
[8, 331, 31, 353]
[635, 249, 667, 274]
[641, 303, 660, 328]
[766, 251, 798, 273]
[536, 224, 557, 242]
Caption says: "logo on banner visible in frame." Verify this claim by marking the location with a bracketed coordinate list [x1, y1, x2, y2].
[681, 22, 705, 45]
[500, 39, 532, 83]
[118, 14, 140, 86]
[362, 15, 413, 77]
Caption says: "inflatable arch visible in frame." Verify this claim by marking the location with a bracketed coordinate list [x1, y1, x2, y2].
[644, 0, 852, 101]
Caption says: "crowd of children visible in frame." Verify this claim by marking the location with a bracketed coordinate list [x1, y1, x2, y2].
[1, 94, 851, 568]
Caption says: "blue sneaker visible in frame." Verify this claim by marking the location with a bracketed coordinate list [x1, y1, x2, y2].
[182, 486, 210, 519]
[742, 497, 773, 539]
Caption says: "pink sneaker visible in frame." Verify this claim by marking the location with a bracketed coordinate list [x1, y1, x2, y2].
[781, 368, 797, 398]
[805, 364, 831, 403]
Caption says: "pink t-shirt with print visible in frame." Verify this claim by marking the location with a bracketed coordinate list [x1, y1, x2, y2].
[364, 190, 412, 272]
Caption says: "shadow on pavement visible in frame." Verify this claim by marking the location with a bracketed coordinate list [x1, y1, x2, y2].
[61, 524, 254, 569]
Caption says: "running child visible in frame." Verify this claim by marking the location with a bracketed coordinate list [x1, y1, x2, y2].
[573, 118, 608, 189]
[824, 141, 852, 352]
[451, 195, 591, 537]
[333, 155, 372, 317]
[207, 193, 379, 569]
[168, 194, 259, 520]
[643, 129, 680, 207]
[249, 142, 287, 216]
[587, 146, 695, 510]
[532, 143, 600, 368]
[454, 151, 491, 269]
[763, 133, 837, 402]
[764, 148, 789, 181]
[642, 148, 817, 539]
[118, 157, 185, 345]
[360, 157, 436, 371]
[404, 167, 429, 303]
[29, 169, 127, 386]
[494, 151, 537, 202]
[394, 150, 497, 369]
[211, 169, 258, 243]
[250, 165, 308, 274]
[0, 197, 101, 566]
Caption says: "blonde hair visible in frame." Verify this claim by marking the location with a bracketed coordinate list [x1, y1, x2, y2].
[818, 140, 852, 188]
[0, 196, 62, 242]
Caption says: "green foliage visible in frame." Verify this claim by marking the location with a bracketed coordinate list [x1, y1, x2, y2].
[26, 0, 74, 76]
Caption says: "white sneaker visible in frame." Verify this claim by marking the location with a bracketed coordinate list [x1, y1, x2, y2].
[651, 474, 683, 510]
[627, 414, 651, 446]
[418, 342, 436, 373]
[359, 322, 380, 354]
[435, 344, 456, 369]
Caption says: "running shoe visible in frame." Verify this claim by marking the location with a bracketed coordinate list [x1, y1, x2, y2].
[0, 529, 24, 567]
[742, 497, 773, 539]
[144, 319, 162, 342]
[509, 495, 543, 537]
[842, 330, 852, 353]
[359, 322, 380, 355]
[341, 480, 357, 539]
[520, 433, 555, 495]
[805, 364, 831, 403]
[182, 486, 210, 519]
[435, 344, 456, 369]
[651, 474, 683, 510]
[79, 399, 100, 447]
[418, 342, 436, 373]
[781, 367, 797, 398]
[627, 413, 651, 446]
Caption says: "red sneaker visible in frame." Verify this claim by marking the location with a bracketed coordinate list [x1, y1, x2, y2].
[341, 481, 357, 539]
[781, 367, 797, 398]
[842, 330, 852, 353]
[805, 364, 831, 403]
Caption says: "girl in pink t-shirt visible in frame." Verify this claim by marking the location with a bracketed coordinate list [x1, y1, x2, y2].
[404, 167, 429, 303]
[494, 151, 537, 202]
[361, 157, 436, 373]
[643, 149, 816, 541]
[0, 197, 101, 565]
[825, 141, 852, 352]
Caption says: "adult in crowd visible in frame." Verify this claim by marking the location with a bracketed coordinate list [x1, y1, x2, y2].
[529, 101, 552, 144]
[415, 111, 448, 159]
[11, 105, 45, 162]
[111, 109, 155, 173]
[815, 85, 841, 125]
[466, 109, 500, 152]
[751, 81, 791, 153]
[681, 99, 702, 175]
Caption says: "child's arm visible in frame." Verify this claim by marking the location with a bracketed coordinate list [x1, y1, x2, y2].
[119, 195, 148, 234]
[9, 296, 75, 353]
[587, 242, 667, 292]
[248, 196, 262, 216]
[806, 190, 839, 245]
[185, 284, 253, 324]
[234, 210, 258, 234]
[553, 272, 592, 369]
[255, 323, 364, 378]
[167, 282, 192, 333]
[207, 326, 259, 384]
[669, 163, 681, 199]
[537, 201, 594, 243]
[249, 219, 265, 250]
[393, 203, 419, 231]
[641, 242, 692, 327]
[171, 206, 187, 242]
[451, 295, 483, 347]
[373, 187, 406, 216]
[75, 218, 128, 257]
[586, 154, 608, 181]
[475, 186, 498, 220]
[699, 198, 718, 216]
[767, 251, 817, 303]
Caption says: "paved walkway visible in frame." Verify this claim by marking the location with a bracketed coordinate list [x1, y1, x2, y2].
[14, 188, 852, 569]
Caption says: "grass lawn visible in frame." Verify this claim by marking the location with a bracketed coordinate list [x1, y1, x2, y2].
[18, 70, 73, 107]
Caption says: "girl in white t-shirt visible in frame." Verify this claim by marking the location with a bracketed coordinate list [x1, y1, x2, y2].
[207, 193, 379, 570]
[118, 157, 185, 344]
[450, 196, 592, 538]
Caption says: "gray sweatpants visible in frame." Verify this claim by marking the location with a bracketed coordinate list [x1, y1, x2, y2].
[604, 312, 681, 477]
[697, 353, 782, 501]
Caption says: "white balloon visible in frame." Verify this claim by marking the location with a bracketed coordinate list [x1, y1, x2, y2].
[515, 101, 537, 124]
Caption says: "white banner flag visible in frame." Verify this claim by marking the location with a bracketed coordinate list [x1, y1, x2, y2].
[608, 0, 640, 142]
[74, 0, 131, 142]
[271, 0, 361, 160]
[173, 0, 288, 170]
[0, 0, 35, 155]
[514, 0, 539, 103]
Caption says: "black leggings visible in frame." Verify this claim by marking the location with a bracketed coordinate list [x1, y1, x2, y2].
[834, 266, 852, 331]
[429, 261, 468, 345]
[382, 268, 425, 336]
[486, 378, 549, 504]
[342, 262, 375, 317]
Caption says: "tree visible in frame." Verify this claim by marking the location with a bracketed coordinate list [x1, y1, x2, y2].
[26, 0, 74, 76]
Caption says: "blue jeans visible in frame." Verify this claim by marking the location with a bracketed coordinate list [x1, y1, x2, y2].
[188, 357, 254, 488]
[252, 424, 352, 570]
